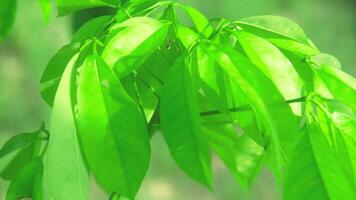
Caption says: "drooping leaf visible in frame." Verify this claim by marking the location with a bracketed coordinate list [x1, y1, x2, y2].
[102, 17, 169, 78]
[234, 15, 318, 56]
[160, 56, 212, 187]
[310, 53, 342, 69]
[202, 42, 300, 178]
[285, 122, 356, 200]
[235, 15, 310, 46]
[177, 4, 213, 37]
[0, 129, 42, 159]
[40, 43, 80, 106]
[234, 31, 304, 115]
[312, 65, 356, 113]
[56, 0, 118, 16]
[6, 158, 42, 200]
[206, 125, 265, 188]
[72, 15, 113, 43]
[76, 54, 150, 199]
[1, 144, 36, 180]
[44, 55, 89, 200]
[0, 0, 16, 41]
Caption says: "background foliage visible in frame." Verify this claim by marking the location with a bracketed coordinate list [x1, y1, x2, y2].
[0, 0, 355, 199]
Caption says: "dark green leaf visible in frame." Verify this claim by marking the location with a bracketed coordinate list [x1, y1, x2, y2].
[0, 0, 16, 41]
[0, 130, 41, 159]
[76, 54, 150, 199]
[72, 15, 113, 43]
[6, 158, 42, 200]
[40, 43, 80, 106]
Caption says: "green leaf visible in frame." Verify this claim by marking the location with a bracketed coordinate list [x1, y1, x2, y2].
[76, 54, 150, 199]
[6, 158, 42, 200]
[0, 0, 16, 41]
[234, 31, 304, 115]
[102, 17, 169, 78]
[234, 15, 318, 56]
[202, 42, 300, 178]
[206, 125, 265, 188]
[40, 43, 80, 106]
[310, 53, 342, 69]
[176, 25, 198, 49]
[236, 15, 310, 46]
[32, 166, 44, 200]
[1, 144, 36, 180]
[44, 54, 89, 200]
[72, 15, 113, 43]
[0, 130, 41, 159]
[312, 65, 356, 113]
[38, 0, 52, 22]
[56, 0, 118, 16]
[177, 4, 213, 37]
[160, 56, 212, 187]
[285, 122, 356, 200]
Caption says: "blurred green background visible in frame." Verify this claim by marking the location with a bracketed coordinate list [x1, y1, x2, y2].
[0, 0, 355, 199]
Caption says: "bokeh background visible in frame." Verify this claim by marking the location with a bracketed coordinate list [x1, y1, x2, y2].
[0, 0, 355, 199]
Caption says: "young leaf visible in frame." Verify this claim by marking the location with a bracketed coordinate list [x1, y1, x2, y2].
[72, 15, 113, 43]
[44, 55, 89, 200]
[234, 31, 304, 114]
[235, 15, 310, 46]
[160, 56, 212, 187]
[312, 65, 356, 113]
[56, 0, 118, 16]
[0, 130, 41, 159]
[76, 54, 150, 199]
[6, 158, 42, 200]
[1, 144, 36, 180]
[177, 4, 213, 37]
[285, 123, 356, 200]
[102, 17, 169, 78]
[206, 125, 265, 189]
[0, 0, 16, 41]
[40, 43, 80, 106]
[202, 42, 300, 178]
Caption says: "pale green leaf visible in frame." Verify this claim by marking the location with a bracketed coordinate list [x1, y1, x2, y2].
[44, 55, 89, 200]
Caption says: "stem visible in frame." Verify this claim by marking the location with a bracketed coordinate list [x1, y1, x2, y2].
[200, 96, 306, 116]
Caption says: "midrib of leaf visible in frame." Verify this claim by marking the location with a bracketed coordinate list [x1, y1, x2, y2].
[93, 57, 132, 195]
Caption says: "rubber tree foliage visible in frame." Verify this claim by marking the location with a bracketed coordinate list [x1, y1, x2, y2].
[1, 0, 356, 199]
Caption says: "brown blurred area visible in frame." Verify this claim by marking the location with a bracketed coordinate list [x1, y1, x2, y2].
[0, 0, 355, 199]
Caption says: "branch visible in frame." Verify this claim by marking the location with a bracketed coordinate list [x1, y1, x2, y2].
[200, 96, 306, 116]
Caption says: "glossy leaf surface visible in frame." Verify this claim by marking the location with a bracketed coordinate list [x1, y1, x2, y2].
[76, 54, 150, 199]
